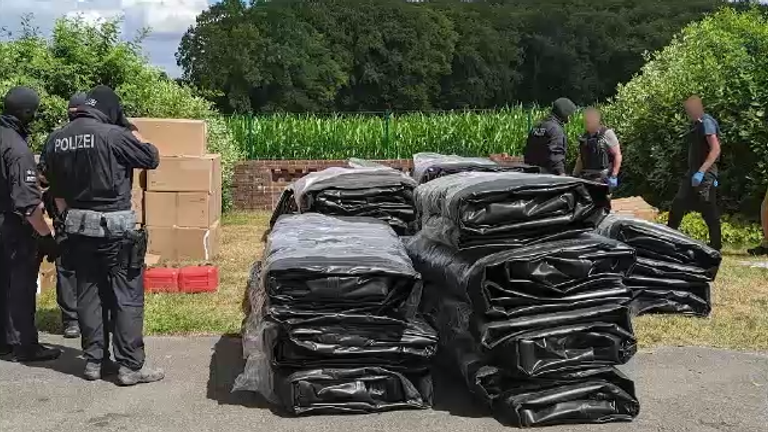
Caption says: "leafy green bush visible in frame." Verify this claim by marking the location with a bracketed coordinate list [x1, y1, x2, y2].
[604, 8, 768, 218]
[227, 107, 585, 160]
[0, 17, 243, 210]
[656, 212, 763, 246]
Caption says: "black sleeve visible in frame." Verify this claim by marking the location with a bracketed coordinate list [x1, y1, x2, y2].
[6, 146, 42, 217]
[547, 124, 567, 175]
[110, 128, 160, 170]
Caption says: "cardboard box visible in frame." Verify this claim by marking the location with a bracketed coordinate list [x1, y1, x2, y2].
[131, 189, 145, 225]
[147, 220, 221, 261]
[129, 118, 207, 156]
[147, 155, 221, 193]
[144, 191, 221, 228]
[133, 169, 146, 190]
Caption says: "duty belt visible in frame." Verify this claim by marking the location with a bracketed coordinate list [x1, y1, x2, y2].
[64, 209, 136, 238]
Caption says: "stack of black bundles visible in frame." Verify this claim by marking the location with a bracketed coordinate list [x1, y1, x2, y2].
[412, 152, 539, 185]
[415, 171, 611, 249]
[596, 214, 722, 317]
[406, 171, 641, 427]
[271, 166, 417, 236]
[235, 213, 437, 415]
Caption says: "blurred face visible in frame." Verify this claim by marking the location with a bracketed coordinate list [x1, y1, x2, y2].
[584, 110, 601, 133]
[684, 98, 704, 121]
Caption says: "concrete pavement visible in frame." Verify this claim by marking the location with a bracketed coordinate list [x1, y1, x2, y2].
[1, 335, 767, 432]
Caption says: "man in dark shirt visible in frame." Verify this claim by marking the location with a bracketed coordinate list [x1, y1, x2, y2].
[42, 85, 162, 384]
[668, 95, 722, 251]
[0, 86, 61, 362]
[37, 92, 89, 339]
[524, 98, 578, 175]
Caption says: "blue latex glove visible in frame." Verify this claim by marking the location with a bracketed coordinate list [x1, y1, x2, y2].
[691, 171, 705, 187]
[608, 176, 618, 188]
[714, 179, 719, 188]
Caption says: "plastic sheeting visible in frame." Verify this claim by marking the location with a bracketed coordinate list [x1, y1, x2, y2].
[412, 152, 540, 184]
[262, 214, 422, 317]
[415, 172, 611, 250]
[283, 167, 418, 235]
[406, 233, 639, 426]
[472, 365, 639, 427]
[235, 214, 436, 415]
[596, 215, 720, 316]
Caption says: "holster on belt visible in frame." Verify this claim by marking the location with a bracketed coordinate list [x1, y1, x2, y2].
[123, 228, 148, 271]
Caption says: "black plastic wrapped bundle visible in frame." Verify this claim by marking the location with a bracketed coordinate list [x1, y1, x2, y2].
[412, 152, 540, 184]
[407, 234, 637, 376]
[286, 166, 417, 235]
[596, 214, 721, 316]
[415, 172, 611, 250]
[262, 214, 422, 318]
[472, 365, 640, 427]
[264, 307, 438, 371]
[405, 233, 639, 426]
[275, 367, 433, 415]
[234, 214, 436, 415]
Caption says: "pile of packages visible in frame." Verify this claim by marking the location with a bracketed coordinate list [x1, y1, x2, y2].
[597, 215, 721, 316]
[406, 172, 640, 427]
[412, 152, 539, 184]
[235, 213, 437, 415]
[269, 167, 417, 235]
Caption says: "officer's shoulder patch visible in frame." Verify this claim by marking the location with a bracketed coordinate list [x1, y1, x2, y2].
[24, 168, 37, 184]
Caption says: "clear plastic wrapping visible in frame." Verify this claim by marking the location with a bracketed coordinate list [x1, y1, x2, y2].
[415, 171, 610, 250]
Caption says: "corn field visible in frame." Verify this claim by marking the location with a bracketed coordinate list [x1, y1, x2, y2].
[225, 107, 586, 160]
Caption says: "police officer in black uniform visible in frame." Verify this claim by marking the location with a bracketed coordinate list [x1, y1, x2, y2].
[668, 95, 722, 251]
[42, 85, 163, 384]
[524, 98, 578, 175]
[38, 92, 89, 339]
[0, 86, 62, 362]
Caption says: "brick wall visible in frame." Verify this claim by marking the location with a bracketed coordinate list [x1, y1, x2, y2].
[232, 155, 522, 210]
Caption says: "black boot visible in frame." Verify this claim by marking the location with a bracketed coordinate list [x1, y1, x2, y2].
[13, 344, 62, 362]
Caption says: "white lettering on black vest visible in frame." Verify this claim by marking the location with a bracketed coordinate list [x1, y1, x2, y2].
[54, 134, 96, 152]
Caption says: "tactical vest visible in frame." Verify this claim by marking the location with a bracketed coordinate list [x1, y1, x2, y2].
[688, 116, 719, 176]
[578, 127, 611, 171]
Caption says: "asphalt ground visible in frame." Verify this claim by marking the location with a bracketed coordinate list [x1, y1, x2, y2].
[1, 335, 767, 432]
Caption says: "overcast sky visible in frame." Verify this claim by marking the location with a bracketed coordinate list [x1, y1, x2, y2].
[0, 0, 221, 77]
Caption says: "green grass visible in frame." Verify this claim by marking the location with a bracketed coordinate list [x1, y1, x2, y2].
[36, 212, 768, 350]
[226, 107, 586, 160]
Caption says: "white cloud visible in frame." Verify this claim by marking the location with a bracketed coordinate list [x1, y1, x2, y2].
[0, 0, 216, 76]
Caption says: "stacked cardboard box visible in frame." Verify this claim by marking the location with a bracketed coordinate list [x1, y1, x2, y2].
[131, 118, 222, 261]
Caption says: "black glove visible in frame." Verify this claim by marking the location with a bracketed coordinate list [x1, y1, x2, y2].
[37, 234, 60, 263]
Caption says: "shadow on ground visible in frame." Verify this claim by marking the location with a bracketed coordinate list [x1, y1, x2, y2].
[206, 335, 273, 410]
[13, 342, 87, 380]
[431, 367, 490, 418]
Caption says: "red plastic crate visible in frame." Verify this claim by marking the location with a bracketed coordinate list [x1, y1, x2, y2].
[178, 266, 219, 293]
[144, 268, 179, 293]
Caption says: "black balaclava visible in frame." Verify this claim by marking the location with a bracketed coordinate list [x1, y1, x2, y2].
[2, 86, 40, 127]
[552, 97, 577, 123]
[85, 85, 123, 125]
[68, 92, 87, 120]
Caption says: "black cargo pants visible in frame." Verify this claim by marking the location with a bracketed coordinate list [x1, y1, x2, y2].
[668, 172, 722, 251]
[68, 234, 145, 370]
[0, 217, 41, 349]
[56, 245, 78, 328]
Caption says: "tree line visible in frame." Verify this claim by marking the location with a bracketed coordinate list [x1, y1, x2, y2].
[177, 0, 733, 113]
